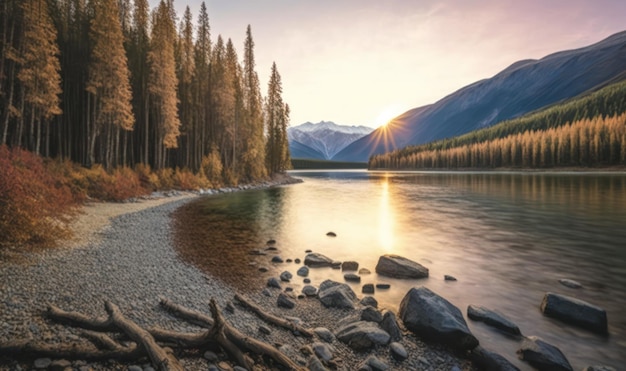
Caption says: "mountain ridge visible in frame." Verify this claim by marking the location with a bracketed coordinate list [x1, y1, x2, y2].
[288, 121, 373, 160]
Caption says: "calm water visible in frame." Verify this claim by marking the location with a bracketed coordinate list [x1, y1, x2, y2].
[177, 170, 626, 370]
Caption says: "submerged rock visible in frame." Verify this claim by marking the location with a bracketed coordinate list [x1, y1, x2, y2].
[326, 231, 337, 237]
[359, 268, 371, 274]
[342, 261, 359, 271]
[297, 266, 309, 277]
[444, 274, 457, 281]
[467, 305, 521, 335]
[375, 254, 429, 279]
[271, 255, 284, 263]
[517, 336, 572, 371]
[344, 273, 361, 282]
[335, 321, 390, 351]
[540, 292, 608, 334]
[399, 287, 478, 350]
[362, 284, 375, 294]
[304, 253, 334, 267]
[375, 283, 390, 289]
[360, 296, 378, 308]
[318, 280, 357, 309]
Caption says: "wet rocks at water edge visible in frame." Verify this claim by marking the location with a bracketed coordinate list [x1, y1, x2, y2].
[279, 271, 292, 282]
[380, 310, 402, 341]
[267, 277, 282, 289]
[342, 261, 359, 271]
[296, 266, 309, 277]
[517, 336, 573, 371]
[540, 292, 608, 334]
[389, 342, 408, 361]
[302, 285, 318, 296]
[326, 231, 337, 237]
[318, 279, 357, 309]
[335, 321, 391, 350]
[277, 292, 296, 309]
[375, 254, 429, 278]
[399, 287, 478, 350]
[360, 296, 378, 308]
[362, 283, 375, 294]
[344, 273, 361, 282]
[271, 255, 284, 263]
[467, 304, 521, 335]
[361, 306, 383, 323]
[444, 274, 457, 281]
[470, 346, 520, 371]
[304, 252, 335, 267]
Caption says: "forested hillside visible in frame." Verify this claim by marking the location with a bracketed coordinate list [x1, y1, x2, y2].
[0, 0, 291, 182]
[369, 81, 626, 169]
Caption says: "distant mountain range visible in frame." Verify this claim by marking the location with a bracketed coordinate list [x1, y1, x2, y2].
[334, 30, 626, 162]
[288, 121, 373, 160]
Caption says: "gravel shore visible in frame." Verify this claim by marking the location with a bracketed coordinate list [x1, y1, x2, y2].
[0, 187, 473, 370]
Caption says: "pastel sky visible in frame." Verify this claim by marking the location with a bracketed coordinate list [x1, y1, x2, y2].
[149, 0, 626, 128]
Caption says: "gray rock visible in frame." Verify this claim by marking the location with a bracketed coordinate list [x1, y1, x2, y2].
[297, 266, 309, 277]
[267, 239, 276, 245]
[376, 283, 390, 289]
[303, 278, 311, 284]
[271, 255, 284, 263]
[259, 325, 271, 335]
[344, 273, 361, 282]
[267, 277, 282, 289]
[280, 271, 293, 282]
[444, 274, 457, 281]
[389, 342, 408, 361]
[127, 366, 142, 371]
[359, 268, 371, 274]
[362, 284, 375, 294]
[558, 279, 582, 289]
[233, 367, 248, 371]
[517, 336, 572, 371]
[360, 355, 389, 371]
[540, 292, 608, 334]
[380, 310, 402, 341]
[399, 287, 478, 350]
[467, 305, 521, 335]
[305, 253, 334, 267]
[34, 358, 52, 369]
[361, 295, 378, 308]
[471, 346, 520, 371]
[262, 288, 272, 296]
[277, 292, 296, 309]
[307, 355, 328, 371]
[375, 254, 429, 278]
[305, 249, 313, 253]
[318, 279, 357, 309]
[302, 285, 318, 296]
[335, 321, 390, 350]
[361, 306, 383, 323]
[312, 341, 334, 362]
[583, 366, 617, 371]
[342, 261, 359, 271]
[314, 327, 335, 343]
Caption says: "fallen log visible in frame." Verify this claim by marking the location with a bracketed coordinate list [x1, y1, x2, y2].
[159, 296, 213, 327]
[0, 339, 142, 361]
[235, 293, 314, 337]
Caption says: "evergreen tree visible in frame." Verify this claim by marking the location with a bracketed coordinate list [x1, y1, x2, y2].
[129, 0, 150, 165]
[192, 1, 210, 171]
[265, 62, 289, 173]
[177, 5, 195, 168]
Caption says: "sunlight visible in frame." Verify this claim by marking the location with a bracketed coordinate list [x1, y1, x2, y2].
[378, 175, 394, 251]
[374, 104, 405, 128]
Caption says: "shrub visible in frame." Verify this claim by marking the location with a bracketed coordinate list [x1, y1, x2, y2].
[200, 149, 223, 188]
[173, 167, 210, 190]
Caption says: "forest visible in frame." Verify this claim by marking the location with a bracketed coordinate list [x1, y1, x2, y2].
[369, 81, 626, 170]
[0, 0, 291, 181]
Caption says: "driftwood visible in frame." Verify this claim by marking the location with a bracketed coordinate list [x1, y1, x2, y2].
[0, 297, 306, 370]
[234, 294, 315, 337]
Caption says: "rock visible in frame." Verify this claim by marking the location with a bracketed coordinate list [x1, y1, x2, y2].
[233, 367, 248, 371]
[303, 278, 311, 284]
[285, 287, 293, 292]
[127, 366, 142, 371]
[265, 246, 278, 251]
[307, 355, 328, 371]
[375, 254, 429, 278]
[344, 273, 361, 282]
[295, 258, 301, 264]
[331, 261, 342, 269]
[280, 271, 293, 282]
[399, 287, 478, 350]
[376, 283, 390, 289]
[34, 358, 52, 369]
[380, 310, 402, 341]
[389, 342, 408, 361]
[267, 239, 276, 245]
[342, 261, 359, 271]
[304, 253, 334, 267]
[49, 359, 72, 371]
[259, 325, 271, 335]
[359, 268, 371, 274]
[314, 327, 335, 343]
[361, 284, 375, 294]
[271, 255, 284, 263]
[302, 285, 318, 296]
[286, 258, 293, 263]
[262, 288, 272, 297]
[444, 275, 457, 281]
[217, 361, 233, 371]
[312, 342, 334, 362]
[361, 296, 378, 308]
[583, 366, 617, 371]
[258, 266, 269, 272]
[249, 249, 267, 255]
[297, 266, 309, 277]
[305, 249, 313, 253]
[517, 336, 572, 371]
[360, 355, 389, 371]
[467, 305, 521, 335]
[318, 280, 357, 309]
[540, 292, 608, 334]
[471, 346, 520, 371]
[335, 321, 390, 350]
[361, 306, 383, 323]
[203, 351, 219, 362]
[267, 277, 282, 289]
[558, 279, 583, 289]
[326, 231, 337, 237]
[277, 293, 296, 309]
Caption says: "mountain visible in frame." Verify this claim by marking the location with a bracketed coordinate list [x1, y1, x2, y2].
[288, 121, 373, 160]
[334, 31, 626, 162]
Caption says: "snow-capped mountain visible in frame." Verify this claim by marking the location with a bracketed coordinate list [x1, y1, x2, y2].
[288, 121, 374, 160]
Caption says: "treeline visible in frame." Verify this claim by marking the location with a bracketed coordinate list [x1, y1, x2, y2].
[370, 81, 626, 170]
[0, 0, 291, 184]
[291, 158, 368, 170]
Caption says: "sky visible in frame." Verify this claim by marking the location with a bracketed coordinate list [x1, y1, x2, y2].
[148, 0, 626, 128]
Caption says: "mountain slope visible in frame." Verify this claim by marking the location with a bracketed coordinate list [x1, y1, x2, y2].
[288, 140, 326, 160]
[334, 30, 626, 162]
[288, 121, 373, 160]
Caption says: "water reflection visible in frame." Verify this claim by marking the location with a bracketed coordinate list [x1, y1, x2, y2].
[378, 175, 394, 251]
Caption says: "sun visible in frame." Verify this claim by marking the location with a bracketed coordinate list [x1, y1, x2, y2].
[374, 104, 404, 128]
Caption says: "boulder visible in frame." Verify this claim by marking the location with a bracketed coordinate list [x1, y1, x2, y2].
[362, 284, 375, 294]
[277, 293, 296, 309]
[318, 280, 357, 309]
[280, 271, 293, 282]
[389, 342, 408, 361]
[302, 285, 318, 297]
[335, 321, 390, 351]
[517, 336, 572, 371]
[312, 342, 334, 362]
[361, 296, 378, 308]
[297, 266, 309, 277]
[471, 346, 520, 371]
[399, 287, 478, 350]
[314, 327, 335, 343]
[380, 310, 402, 341]
[540, 292, 608, 334]
[558, 279, 582, 289]
[467, 305, 521, 335]
[344, 273, 361, 282]
[342, 261, 359, 271]
[267, 277, 281, 289]
[305, 253, 334, 267]
[361, 306, 383, 323]
[375, 254, 428, 278]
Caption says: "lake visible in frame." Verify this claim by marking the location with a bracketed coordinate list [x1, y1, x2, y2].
[174, 170, 626, 370]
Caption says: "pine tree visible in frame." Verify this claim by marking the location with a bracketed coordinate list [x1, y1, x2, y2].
[177, 5, 195, 168]
[265, 62, 289, 174]
[129, 0, 150, 165]
[192, 1, 210, 171]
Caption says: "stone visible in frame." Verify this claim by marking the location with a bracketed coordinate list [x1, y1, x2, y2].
[540, 292, 608, 334]
[389, 342, 408, 361]
[295, 258, 301, 264]
[326, 231, 337, 237]
[267, 239, 276, 245]
[305, 249, 313, 253]
[265, 246, 278, 251]
[471, 346, 520, 371]
[375, 254, 429, 278]
[360, 355, 389, 371]
[262, 288, 272, 297]
[286, 258, 293, 263]
[259, 325, 271, 335]
[217, 361, 233, 371]
[359, 268, 371, 274]
[303, 278, 311, 284]
[312, 342, 334, 362]
[314, 327, 335, 343]
[34, 358, 52, 369]
[376, 283, 390, 289]
[277, 292, 296, 309]
[517, 336, 573, 371]
[444, 274, 457, 281]
[204, 351, 219, 362]
[362, 284, 375, 294]
[297, 266, 309, 277]
[280, 271, 293, 282]
[583, 366, 617, 371]
[318, 280, 357, 309]
[558, 279, 583, 289]
[361, 306, 383, 323]
[361, 296, 378, 308]
[267, 277, 282, 289]
[307, 355, 328, 371]
[467, 305, 521, 335]
[399, 287, 478, 350]
[302, 285, 318, 296]
[342, 261, 359, 271]
[380, 310, 402, 341]
[304, 253, 334, 267]
[258, 266, 269, 272]
[285, 287, 293, 292]
[271, 255, 284, 263]
[344, 273, 361, 282]
[335, 321, 390, 350]
[331, 261, 342, 269]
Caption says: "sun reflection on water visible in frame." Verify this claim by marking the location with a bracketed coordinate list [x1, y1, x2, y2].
[378, 175, 394, 251]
